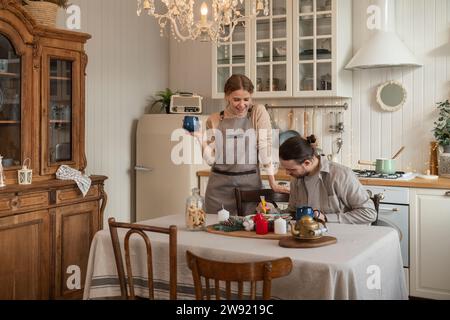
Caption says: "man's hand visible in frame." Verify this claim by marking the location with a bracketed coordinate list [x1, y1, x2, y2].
[314, 210, 327, 222]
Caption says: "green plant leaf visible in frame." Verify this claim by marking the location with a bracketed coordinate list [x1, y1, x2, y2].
[433, 100, 450, 146]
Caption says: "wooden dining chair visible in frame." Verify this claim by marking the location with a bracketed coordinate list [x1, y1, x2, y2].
[234, 188, 290, 216]
[108, 217, 177, 300]
[367, 192, 384, 226]
[186, 250, 293, 300]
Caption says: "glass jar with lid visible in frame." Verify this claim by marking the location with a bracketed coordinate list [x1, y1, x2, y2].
[185, 188, 206, 231]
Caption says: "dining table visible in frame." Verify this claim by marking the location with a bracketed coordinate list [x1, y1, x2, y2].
[83, 214, 408, 300]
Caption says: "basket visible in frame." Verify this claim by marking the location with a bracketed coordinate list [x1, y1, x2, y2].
[25, 1, 59, 28]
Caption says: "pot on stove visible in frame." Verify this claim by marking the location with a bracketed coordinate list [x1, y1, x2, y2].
[358, 159, 396, 175]
[358, 147, 405, 175]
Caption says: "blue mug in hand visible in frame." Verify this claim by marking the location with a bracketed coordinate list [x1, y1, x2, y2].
[183, 116, 200, 133]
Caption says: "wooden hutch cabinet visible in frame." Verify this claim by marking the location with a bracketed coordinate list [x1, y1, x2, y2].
[0, 1, 107, 299]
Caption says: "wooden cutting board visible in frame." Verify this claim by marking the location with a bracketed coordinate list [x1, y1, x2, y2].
[279, 236, 337, 248]
[206, 225, 288, 240]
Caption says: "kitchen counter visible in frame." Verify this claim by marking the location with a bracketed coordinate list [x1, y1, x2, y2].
[197, 170, 450, 190]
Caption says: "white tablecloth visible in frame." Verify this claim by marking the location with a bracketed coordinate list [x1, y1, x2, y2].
[83, 214, 407, 300]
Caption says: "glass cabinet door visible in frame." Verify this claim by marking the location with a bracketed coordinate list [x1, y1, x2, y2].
[0, 34, 21, 169]
[295, 0, 333, 95]
[42, 48, 80, 175]
[213, 1, 249, 97]
[49, 59, 73, 164]
[215, 23, 248, 94]
[253, 0, 290, 96]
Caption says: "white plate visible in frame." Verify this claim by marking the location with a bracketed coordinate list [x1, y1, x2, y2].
[245, 213, 292, 221]
[417, 174, 439, 180]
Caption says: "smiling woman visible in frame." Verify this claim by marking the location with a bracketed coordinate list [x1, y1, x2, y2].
[192, 74, 289, 216]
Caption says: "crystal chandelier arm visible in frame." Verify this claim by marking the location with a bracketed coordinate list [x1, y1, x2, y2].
[137, 0, 269, 43]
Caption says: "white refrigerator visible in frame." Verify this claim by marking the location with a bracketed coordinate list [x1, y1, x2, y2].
[135, 114, 208, 222]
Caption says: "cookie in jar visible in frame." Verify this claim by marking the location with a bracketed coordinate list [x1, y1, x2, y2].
[185, 188, 206, 231]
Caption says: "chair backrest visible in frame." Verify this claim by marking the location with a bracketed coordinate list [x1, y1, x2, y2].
[235, 188, 290, 216]
[186, 250, 292, 300]
[108, 217, 177, 300]
[368, 192, 384, 226]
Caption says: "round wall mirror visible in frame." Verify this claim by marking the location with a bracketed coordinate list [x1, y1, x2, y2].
[376, 81, 407, 112]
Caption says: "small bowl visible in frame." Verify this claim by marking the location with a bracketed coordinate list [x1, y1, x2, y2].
[2, 158, 14, 167]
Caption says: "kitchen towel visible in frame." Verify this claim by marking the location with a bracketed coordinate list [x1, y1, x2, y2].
[56, 165, 91, 197]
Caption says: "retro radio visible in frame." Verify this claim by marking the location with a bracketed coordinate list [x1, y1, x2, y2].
[170, 93, 202, 114]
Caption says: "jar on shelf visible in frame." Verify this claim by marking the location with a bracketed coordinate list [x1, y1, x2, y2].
[185, 188, 206, 231]
[300, 0, 313, 13]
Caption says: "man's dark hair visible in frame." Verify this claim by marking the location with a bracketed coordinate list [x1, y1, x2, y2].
[279, 135, 317, 164]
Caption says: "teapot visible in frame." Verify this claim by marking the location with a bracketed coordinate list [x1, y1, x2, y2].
[290, 215, 328, 240]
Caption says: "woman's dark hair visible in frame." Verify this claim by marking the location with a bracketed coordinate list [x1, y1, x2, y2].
[279, 135, 317, 164]
[224, 74, 254, 95]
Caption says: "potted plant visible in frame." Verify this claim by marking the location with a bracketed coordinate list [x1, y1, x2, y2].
[433, 99, 450, 153]
[151, 88, 177, 114]
[22, 0, 69, 28]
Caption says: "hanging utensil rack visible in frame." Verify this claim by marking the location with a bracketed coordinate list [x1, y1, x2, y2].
[264, 103, 348, 110]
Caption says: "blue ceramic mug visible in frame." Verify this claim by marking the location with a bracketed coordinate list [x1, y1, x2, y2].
[295, 206, 315, 220]
[183, 116, 200, 133]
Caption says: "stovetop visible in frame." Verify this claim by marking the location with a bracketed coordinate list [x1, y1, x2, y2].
[353, 169, 406, 180]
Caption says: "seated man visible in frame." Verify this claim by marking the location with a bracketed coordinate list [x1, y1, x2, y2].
[279, 135, 376, 225]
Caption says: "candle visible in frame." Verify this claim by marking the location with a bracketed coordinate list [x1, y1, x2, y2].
[274, 217, 287, 235]
[256, 218, 268, 235]
[217, 205, 229, 222]
[200, 2, 208, 26]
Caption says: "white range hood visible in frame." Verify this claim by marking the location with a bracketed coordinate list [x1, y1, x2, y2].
[346, 0, 422, 70]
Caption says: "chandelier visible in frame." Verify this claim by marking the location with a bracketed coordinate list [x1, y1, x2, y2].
[137, 0, 269, 43]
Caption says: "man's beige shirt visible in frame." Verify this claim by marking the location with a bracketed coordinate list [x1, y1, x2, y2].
[286, 156, 377, 225]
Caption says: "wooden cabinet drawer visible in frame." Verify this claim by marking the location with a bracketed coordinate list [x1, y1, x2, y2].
[0, 192, 49, 214]
[56, 185, 99, 205]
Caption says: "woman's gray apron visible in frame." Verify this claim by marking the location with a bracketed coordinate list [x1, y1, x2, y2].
[205, 108, 262, 216]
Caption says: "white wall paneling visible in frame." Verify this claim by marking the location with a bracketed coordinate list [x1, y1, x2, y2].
[57, 0, 170, 224]
[351, 0, 450, 172]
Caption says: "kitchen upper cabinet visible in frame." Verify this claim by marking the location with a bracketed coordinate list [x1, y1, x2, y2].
[410, 188, 450, 300]
[293, 0, 352, 97]
[212, 6, 251, 98]
[211, 0, 352, 99]
[251, 0, 292, 98]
